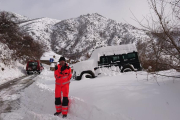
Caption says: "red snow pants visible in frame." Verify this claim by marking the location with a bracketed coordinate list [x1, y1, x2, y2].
[55, 83, 69, 115]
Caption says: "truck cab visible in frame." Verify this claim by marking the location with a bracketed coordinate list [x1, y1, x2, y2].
[98, 52, 141, 72]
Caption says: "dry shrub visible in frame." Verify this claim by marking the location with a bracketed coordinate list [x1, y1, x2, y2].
[0, 11, 45, 64]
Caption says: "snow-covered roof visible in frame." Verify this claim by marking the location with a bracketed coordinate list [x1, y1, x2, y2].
[90, 44, 137, 62]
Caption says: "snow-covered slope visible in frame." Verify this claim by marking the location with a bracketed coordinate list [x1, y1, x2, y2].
[0, 10, 29, 23]
[0, 11, 60, 50]
[20, 17, 60, 50]
[12, 12, 29, 22]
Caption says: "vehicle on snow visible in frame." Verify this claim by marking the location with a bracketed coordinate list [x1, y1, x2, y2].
[73, 44, 142, 80]
[26, 60, 44, 75]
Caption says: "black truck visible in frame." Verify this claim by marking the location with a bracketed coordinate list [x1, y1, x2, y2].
[98, 51, 142, 72]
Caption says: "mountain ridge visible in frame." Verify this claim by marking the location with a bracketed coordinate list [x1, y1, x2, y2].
[0, 11, 148, 60]
[51, 12, 148, 60]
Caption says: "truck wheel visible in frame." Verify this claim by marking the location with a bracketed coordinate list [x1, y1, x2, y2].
[121, 65, 134, 73]
[78, 71, 95, 80]
[82, 73, 93, 79]
[27, 71, 30, 75]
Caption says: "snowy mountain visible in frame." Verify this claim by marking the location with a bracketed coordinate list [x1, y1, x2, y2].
[1, 11, 148, 59]
[51, 13, 148, 59]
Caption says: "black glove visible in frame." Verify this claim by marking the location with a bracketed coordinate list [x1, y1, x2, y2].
[55, 65, 58, 70]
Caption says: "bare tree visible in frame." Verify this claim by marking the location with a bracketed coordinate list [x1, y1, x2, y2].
[134, 0, 180, 72]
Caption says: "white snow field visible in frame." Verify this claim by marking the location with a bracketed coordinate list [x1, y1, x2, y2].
[1, 64, 180, 120]
[0, 62, 26, 85]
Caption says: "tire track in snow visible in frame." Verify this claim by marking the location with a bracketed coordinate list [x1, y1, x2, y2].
[0, 75, 37, 114]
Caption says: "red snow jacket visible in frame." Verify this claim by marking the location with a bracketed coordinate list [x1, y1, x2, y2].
[54, 63, 72, 86]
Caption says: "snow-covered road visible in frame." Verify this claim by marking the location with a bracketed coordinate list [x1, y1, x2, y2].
[0, 75, 37, 115]
[1, 65, 180, 120]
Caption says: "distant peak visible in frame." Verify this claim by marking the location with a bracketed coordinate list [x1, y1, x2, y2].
[81, 13, 105, 18]
[89, 13, 103, 17]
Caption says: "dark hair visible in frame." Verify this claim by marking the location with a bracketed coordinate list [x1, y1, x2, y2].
[59, 57, 66, 62]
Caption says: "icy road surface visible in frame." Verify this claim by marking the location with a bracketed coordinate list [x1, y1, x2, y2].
[1, 65, 180, 120]
[0, 75, 37, 115]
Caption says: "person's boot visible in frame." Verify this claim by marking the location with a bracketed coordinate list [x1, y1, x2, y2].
[62, 114, 67, 118]
[54, 112, 61, 116]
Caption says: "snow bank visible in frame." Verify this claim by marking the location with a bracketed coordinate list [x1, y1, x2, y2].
[95, 66, 121, 76]
[0, 62, 26, 85]
[0, 42, 26, 85]
[1, 64, 180, 120]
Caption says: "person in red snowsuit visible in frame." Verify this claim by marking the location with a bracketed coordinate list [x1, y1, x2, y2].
[54, 57, 72, 118]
